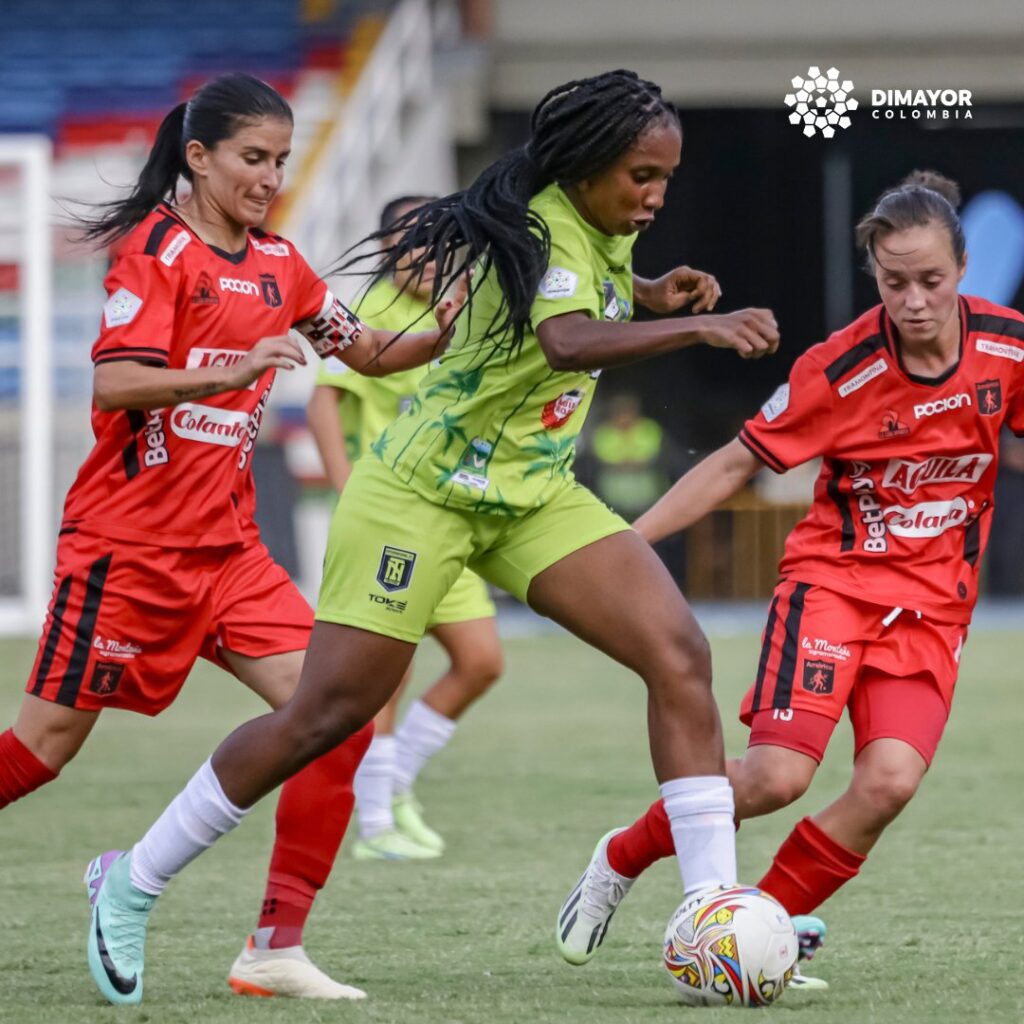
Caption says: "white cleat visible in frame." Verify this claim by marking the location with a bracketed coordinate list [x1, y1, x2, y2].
[227, 936, 366, 1000]
[556, 828, 635, 965]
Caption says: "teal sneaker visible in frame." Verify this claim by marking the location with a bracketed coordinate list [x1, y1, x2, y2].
[393, 791, 445, 854]
[85, 850, 156, 1005]
[787, 914, 828, 992]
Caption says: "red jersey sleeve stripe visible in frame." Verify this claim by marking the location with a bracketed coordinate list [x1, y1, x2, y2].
[967, 312, 1024, 343]
[94, 347, 169, 367]
[738, 427, 787, 473]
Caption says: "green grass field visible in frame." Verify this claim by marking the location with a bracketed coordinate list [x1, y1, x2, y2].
[2, 625, 1023, 1024]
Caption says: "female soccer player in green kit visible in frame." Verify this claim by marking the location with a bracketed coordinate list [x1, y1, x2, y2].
[307, 195, 504, 860]
[86, 69, 780, 1003]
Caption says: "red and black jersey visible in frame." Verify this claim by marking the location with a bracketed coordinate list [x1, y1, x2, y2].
[62, 204, 328, 547]
[739, 295, 1024, 624]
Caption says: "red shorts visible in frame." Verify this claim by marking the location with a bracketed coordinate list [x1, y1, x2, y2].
[740, 580, 967, 766]
[27, 531, 313, 715]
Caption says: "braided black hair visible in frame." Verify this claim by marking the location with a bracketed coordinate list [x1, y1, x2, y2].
[339, 69, 679, 352]
[77, 73, 292, 246]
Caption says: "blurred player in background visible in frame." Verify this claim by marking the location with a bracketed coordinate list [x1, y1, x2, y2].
[557, 170, 1024, 990]
[0, 72, 461, 1005]
[81, 68, 781, 1002]
[307, 195, 503, 860]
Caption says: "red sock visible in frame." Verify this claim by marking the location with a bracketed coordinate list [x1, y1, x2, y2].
[757, 816, 865, 915]
[256, 722, 374, 949]
[606, 799, 675, 877]
[0, 729, 58, 809]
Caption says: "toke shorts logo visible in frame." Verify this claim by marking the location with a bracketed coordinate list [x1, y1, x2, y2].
[376, 545, 417, 593]
[784, 66, 857, 138]
[802, 659, 835, 695]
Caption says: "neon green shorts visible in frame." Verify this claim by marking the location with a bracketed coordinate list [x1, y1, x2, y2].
[428, 568, 495, 627]
[317, 457, 630, 642]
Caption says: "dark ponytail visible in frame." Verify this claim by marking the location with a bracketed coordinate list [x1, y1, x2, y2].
[339, 69, 679, 353]
[856, 169, 965, 269]
[77, 73, 292, 246]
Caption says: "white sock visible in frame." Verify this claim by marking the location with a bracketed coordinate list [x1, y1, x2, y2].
[129, 759, 248, 896]
[660, 775, 737, 897]
[354, 735, 396, 838]
[393, 700, 457, 795]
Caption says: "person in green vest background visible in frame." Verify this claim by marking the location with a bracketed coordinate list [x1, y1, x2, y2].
[306, 196, 504, 861]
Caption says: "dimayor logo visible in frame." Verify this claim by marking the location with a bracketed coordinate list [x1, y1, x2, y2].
[785, 66, 857, 138]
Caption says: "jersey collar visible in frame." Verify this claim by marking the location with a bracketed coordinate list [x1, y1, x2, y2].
[157, 203, 250, 265]
[881, 294, 967, 389]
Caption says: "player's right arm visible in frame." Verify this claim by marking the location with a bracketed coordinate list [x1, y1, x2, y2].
[93, 335, 305, 411]
[306, 384, 353, 492]
[633, 439, 762, 544]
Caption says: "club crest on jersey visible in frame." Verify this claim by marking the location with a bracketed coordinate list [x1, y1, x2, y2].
[975, 378, 1002, 416]
[802, 659, 835, 695]
[191, 271, 219, 305]
[878, 408, 910, 439]
[376, 545, 417, 593]
[541, 388, 585, 429]
[260, 273, 282, 308]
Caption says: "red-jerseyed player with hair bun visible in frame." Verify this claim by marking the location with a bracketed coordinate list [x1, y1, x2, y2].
[557, 169, 1024, 988]
[0, 72, 460, 1004]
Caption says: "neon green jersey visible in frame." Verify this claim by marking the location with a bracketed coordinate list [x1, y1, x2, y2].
[315, 277, 433, 459]
[372, 183, 636, 515]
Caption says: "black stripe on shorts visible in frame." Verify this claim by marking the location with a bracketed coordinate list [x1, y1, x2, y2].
[55, 554, 113, 707]
[31, 574, 73, 696]
[750, 591, 781, 714]
[773, 582, 811, 710]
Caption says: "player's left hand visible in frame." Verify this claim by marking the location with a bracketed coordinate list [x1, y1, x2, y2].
[641, 267, 721, 315]
[434, 272, 470, 339]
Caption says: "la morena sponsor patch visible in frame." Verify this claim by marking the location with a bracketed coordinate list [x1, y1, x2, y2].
[376, 545, 417, 593]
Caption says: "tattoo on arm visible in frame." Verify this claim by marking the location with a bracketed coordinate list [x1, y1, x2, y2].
[172, 381, 224, 400]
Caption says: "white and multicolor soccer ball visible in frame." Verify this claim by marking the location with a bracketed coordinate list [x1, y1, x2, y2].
[663, 885, 797, 1007]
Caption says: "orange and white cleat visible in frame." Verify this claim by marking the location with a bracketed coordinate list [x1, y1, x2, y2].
[227, 936, 366, 1000]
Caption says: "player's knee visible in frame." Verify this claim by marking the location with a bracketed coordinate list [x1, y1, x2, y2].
[280, 701, 373, 764]
[854, 766, 921, 823]
[649, 621, 712, 694]
[453, 646, 504, 696]
[744, 767, 810, 815]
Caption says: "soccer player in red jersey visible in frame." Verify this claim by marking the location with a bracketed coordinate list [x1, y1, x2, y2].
[0, 73, 460, 1003]
[555, 170, 1024, 987]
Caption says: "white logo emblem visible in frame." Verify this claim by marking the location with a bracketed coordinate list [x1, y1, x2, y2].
[977, 338, 1024, 363]
[882, 453, 992, 494]
[538, 266, 578, 300]
[761, 383, 790, 422]
[882, 497, 971, 537]
[160, 230, 191, 266]
[169, 403, 250, 447]
[785, 66, 858, 138]
[219, 277, 260, 296]
[838, 357, 888, 397]
[92, 634, 143, 660]
[251, 238, 289, 257]
[801, 636, 852, 662]
[103, 287, 143, 328]
[913, 393, 971, 419]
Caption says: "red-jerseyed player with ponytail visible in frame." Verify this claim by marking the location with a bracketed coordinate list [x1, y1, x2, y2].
[0, 73, 460, 1003]
[556, 170, 1024, 990]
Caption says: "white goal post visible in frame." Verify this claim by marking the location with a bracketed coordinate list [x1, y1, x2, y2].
[0, 136, 53, 635]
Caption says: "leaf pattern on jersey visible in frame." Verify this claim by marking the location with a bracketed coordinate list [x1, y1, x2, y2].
[370, 427, 391, 460]
[474, 487, 516, 517]
[424, 366, 485, 403]
[522, 432, 578, 480]
[430, 410, 469, 454]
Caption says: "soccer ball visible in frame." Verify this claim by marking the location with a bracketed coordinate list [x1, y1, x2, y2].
[662, 885, 797, 1007]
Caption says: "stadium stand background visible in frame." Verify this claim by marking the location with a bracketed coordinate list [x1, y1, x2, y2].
[2, 0, 1024, 618]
